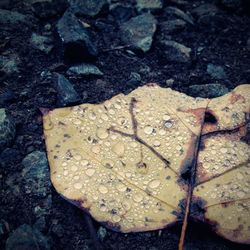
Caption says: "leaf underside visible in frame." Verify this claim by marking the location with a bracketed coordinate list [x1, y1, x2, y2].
[43, 84, 250, 246]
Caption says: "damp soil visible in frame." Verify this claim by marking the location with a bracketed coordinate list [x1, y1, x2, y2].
[0, 0, 250, 249]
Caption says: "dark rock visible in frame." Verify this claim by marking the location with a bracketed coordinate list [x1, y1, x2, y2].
[191, 4, 219, 18]
[221, 0, 242, 10]
[69, 0, 107, 17]
[164, 6, 194, 25]
[0, 109, 15, 152]
[160, 19, 186, 34]
[34, 195, 52, 217]
[0, 219, 8, 238]
[30, 33, 53, 54]
[207, 64, 227, 80]
[120, 13, 157, 53]
[136, 0, 163, 11]
[110, 4, 134, 23]
[5, 224, 50, 250]
[57, 11, 98, 62]
[163, 40, 191, 63]
[31, 0, 68, 19]
[0, 88, 15, 105]
[127, 72, 141, 86]
[52, 223, 64, 238]
[53, 73, 80, 106]
[67, 63, 103, 76]
[21, 151, 51, 197]
[189, 83, 229, 98]
[0, 148, 21, 167]
[34, 217, 46, 232]
[97, 226, 107, 241]
[0, 55, 19, 75]
[0, 9, 30, 26]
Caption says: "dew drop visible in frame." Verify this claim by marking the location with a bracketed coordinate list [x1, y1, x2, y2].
[144, 126, 154, 135]
[237, 172, 244, 180]
[116, 183, 127, 192]
[220, 148, 228, 154]
[99, 185, 108, 194]
[133, 193, 143, 203]
[153, 140, 161, 147]
[62, 162, 67, 167]
[92, 145, 101, 154]
[74, 183, 82, 189]
[148, 179, 161, 189]
[112, 215, 121, 222]
[130, 142, 137, 148]
[164, 121, 173, 128]
[109, 109, 115, 115]
[74, 154, 82, 161]
[159, 129, 166, 135]
[112, 142, 125, 157]
[102, 159, 114, 169]
[163, 115, 171, 121]
[63, 170, 69, 176]
[81, 160, 89, 166]
[86, 168, 95, 177]
[100, 206, 107, 212]
[237, 191, 245, 198]
[71, 165, 78, 172]
[96, 128, 109, 139]
[122, 200, 131, 211]
[89, 112, 97, 120]
[73, 119, 82, 125]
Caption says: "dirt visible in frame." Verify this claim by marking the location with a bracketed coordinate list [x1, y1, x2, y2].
[0, 0, 250, 249]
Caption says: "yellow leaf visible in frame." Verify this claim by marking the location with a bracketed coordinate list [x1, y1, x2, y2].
[43, 83, 250, 248]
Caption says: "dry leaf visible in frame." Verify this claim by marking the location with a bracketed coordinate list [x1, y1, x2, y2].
[43, 84, 250, 249]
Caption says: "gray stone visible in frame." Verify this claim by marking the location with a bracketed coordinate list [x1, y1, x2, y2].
[0, 109, 15, 153]
[97, 226, 107, 241]
[51, 223, 64, 237]
[53, 73, 80, 106]
[136, 0, 163, 11]
[34, 217, 46, 232]
[0, 88, 15, 105]
[34, 195, 52, 217]
[120, 13, 157, 53]
[191, 4, 219, 18]
[21, 151, 51, 197]
[0, 55, 19, 75]
[67, 63, 103, 76]
[69, 0, 107, 17]
[207, 64, 227, 80]
[163, 40, 191, 63]
[110, 3, 133, 23]
[57, 11, 98, 61]
[127, 72, 141, 86]
[5, 224, 50, 250]
[161, 19, 186, 34]
[0, 9, 29, 26]
[30, 33, 53, 54]
[30, 0, 68, 19]
[189, 83, 229, 98]
[165, 6, 194, 25]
